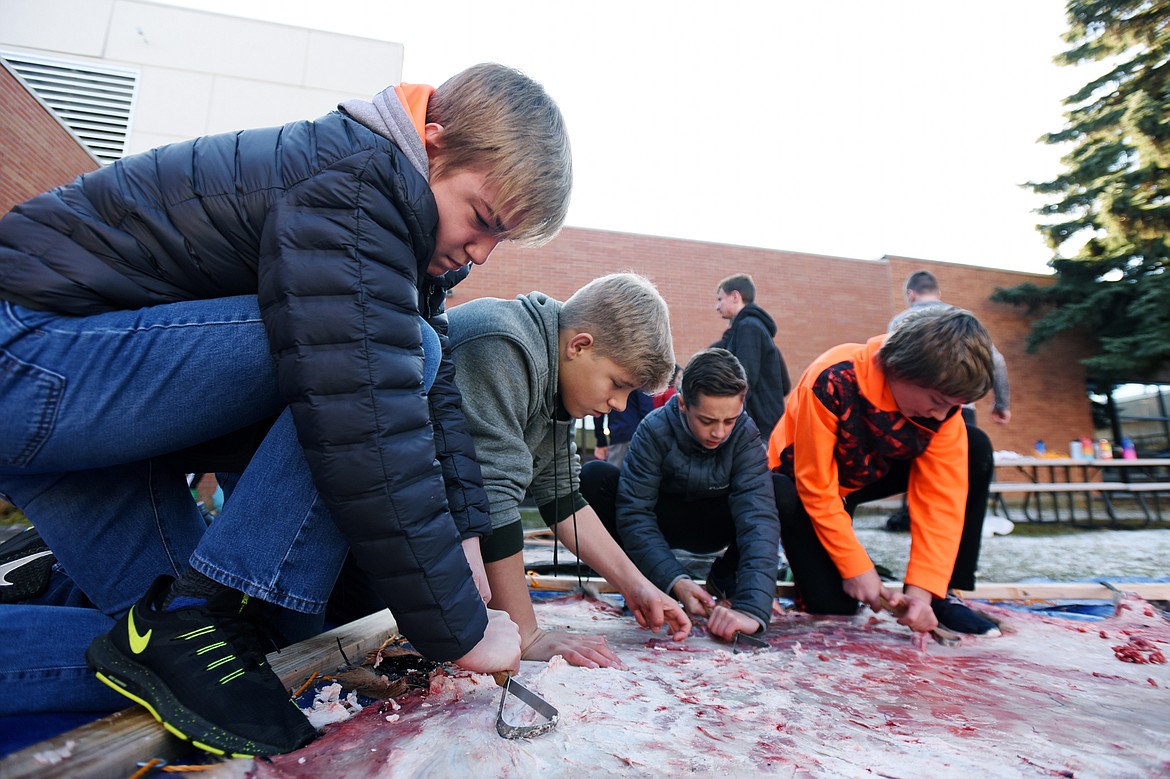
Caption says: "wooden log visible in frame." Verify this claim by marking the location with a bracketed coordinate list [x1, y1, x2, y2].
[0, 610, 399, 779]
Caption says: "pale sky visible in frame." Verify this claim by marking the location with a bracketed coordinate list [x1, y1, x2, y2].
[159, 0, 1093, 276]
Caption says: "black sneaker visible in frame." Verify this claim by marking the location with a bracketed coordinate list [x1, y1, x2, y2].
[932, 594, 1002, 637]
[885, 508, 911, 532]
[0, 526, 55, 603]
[86, 575, 317, 757]
[704, 570, 738, 601]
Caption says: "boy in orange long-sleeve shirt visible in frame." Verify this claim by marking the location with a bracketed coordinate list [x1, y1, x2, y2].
[767, 307, 996, 636]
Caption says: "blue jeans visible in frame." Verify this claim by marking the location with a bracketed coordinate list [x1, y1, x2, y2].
[0, 298, 441, 715]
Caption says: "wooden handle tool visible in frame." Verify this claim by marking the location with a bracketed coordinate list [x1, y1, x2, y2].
[879, 594, 961, 647]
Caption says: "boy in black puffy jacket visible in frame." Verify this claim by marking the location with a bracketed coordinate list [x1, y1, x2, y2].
[581, 348, 780, 641]
[0, 63, 570, 756]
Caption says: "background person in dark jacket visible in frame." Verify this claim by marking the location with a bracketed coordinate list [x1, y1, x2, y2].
[580, 348, 780, 641]
[713, 273, 791, 437]
[592, 390, 655, 467]
[0, 63, 571, 756]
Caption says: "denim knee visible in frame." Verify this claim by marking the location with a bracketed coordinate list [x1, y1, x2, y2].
[0, 338, 65, 470]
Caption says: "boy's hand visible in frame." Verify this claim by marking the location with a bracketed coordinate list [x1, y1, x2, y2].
[453, 607, 521, 674]
[593, 445, 608, 461]
[522, 627, 628, 670]
[705, 604, 761, 642]
[461, 537, 492, 604]
[842, 568, 888, 613]
[625, 580, 692, 641]
[890, 585, 938, 634]
[672, 579, 716, 617]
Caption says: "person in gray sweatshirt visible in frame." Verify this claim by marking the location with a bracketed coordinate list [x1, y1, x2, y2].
[447, 272, 691, 669]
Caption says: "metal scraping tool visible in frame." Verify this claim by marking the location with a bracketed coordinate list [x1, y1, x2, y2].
[732, 630, 770, 653]
[492, 671, 559, 739]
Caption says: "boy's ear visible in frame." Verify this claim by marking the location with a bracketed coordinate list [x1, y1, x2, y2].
[564, 332, 595, 359]
[424, 123, 445, 162]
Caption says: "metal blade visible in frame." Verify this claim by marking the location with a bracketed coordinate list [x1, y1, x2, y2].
[732, 631, 770, 653]
[493, 673, 559, 739]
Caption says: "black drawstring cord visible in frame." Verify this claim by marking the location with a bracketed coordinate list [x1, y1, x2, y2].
[569, 420, 583, 589]
[551, 405, 559, 574]
[549, 402, 584, 589]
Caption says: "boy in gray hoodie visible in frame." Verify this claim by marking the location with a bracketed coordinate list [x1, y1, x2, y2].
[447, 273, 691, 668]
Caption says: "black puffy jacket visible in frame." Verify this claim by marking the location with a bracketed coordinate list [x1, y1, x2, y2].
[720, 304, 791, 438]
[0, 111, 489, 659]
[617, 398, 780, 628]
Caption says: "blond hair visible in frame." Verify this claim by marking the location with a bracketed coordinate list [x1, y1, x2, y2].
[427, 63, 571, 246]
[878, 306, 994, 403]
[561, 273, 675, 392]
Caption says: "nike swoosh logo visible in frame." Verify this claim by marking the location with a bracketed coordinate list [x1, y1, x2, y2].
[0, 550, 54, 586]
[128, 606, 152, 654]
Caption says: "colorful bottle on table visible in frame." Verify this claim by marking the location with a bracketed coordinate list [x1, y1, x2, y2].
[1080, 436, 1094, 460]
[1098, 439, 1113, 459]
[1035, 440, 1046, 456]
[1069, 440, 1083, 459]
[1122, 437, 1137, 459]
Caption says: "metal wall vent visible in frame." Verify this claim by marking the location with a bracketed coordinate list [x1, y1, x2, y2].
[2, 50, 138, 164]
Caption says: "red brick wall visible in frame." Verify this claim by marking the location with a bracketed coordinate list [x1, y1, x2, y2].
[0, 63, 1095, 471]
[0, 65, 98, 214]
[463, 229, 1095, 465]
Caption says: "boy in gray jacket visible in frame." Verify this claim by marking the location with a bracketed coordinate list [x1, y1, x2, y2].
[581, 348, 779, 640]
[447, 273, 691, 669]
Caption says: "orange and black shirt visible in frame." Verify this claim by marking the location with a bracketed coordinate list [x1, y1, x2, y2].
[767, 336, 968, 598]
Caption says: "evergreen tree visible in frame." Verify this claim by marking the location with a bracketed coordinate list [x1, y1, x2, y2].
[993, 0, 1170, 381]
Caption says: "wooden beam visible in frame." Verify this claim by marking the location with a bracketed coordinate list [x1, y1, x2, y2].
[526, 573, 1170, 602]
[954, 582, 1170, 601]
[0, 611, 399, 779]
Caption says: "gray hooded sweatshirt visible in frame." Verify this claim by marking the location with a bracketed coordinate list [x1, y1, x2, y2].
[447, 292, 589, 530]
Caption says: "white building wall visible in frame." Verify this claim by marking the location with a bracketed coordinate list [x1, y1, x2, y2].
[0, 0, 404, 154]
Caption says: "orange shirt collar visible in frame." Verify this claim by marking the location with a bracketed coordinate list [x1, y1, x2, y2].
[394, 83, 435, 146]
[852, 336, 900, 412]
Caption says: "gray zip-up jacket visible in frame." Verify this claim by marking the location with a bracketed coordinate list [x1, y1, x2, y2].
[617, 398, 780, 628]
[447, 292, 588, 530]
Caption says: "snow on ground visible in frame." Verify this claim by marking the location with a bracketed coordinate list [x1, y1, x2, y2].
[523, 508, 1170, 585]
[853, 511, 1170, 582]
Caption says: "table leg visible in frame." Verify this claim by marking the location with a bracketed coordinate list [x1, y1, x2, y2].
[1098, 489, 1118, 528]
[990, 493, 1014, 522]
[1132, 492, 1154, 527]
